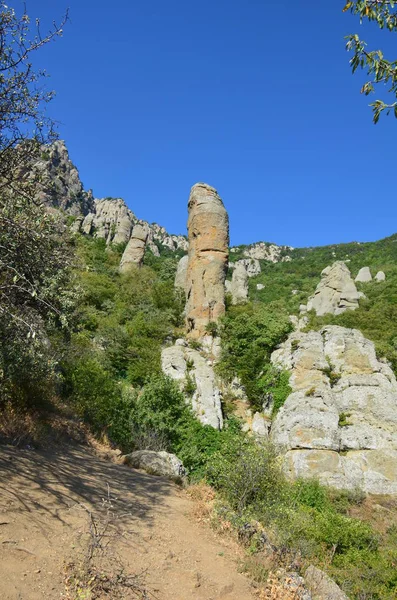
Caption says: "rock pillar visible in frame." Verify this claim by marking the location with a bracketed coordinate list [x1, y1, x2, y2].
[119, 223, 148, 272]
[185, 183, 229, 338]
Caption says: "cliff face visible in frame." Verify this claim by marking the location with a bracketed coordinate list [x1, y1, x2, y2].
[185, 183, 229, 339]
[38, 140, 188, 255]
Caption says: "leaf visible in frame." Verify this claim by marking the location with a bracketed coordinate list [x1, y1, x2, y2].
[342, 1, 353, 12]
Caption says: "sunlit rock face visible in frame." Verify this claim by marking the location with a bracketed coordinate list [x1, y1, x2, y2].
[271, 325, 397, 495]
[119, 223, 149, 271]
[185, 183, 229, 339]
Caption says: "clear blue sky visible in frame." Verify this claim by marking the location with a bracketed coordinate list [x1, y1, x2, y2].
[26, 0, 396, 247]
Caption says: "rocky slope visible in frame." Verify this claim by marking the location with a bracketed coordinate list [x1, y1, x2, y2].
[271, 325, 397, 494]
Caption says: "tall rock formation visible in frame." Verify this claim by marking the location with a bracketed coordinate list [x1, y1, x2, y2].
[174, 255, 189, 290]
[119, 224, 149, 272]
[271, 326, 397, 495]
[230, 261, 249, 305]
[306, 262, 360, 316]
[33, 140, 94, 215]
[185, 183, 229, 338]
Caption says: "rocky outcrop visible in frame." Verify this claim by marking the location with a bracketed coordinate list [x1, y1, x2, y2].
[230, 261, 249, 305]
[174, 255, 189, 290]
[161, 342, 223, 430]
[375, 271, 386, 282]
[119, 224, 149, 271]
[122, 450, 186, 479]
[229, 258, 261, 277]
[33, 140, 94, 215]
[81, 198, 135, 244]
[304, 566, 348, 600]
[230, 242, 293, 263]
[185, 183, 229, 339]
[306, 262, 360, 316]
[271, 326, 397, 494]
[355, 267, 372, 283]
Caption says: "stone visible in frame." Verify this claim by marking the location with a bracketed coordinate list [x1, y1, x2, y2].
[230, 241, 293, 263]
[355, 266, 372, 283]
[251, 412, 270, 438]
[119, 223, 149, 271]
[161, 344, 223, 429]
[174, 255, 189, 290]
[307, 262, 360, 316]
[230, 258, 261, 277]
[185, 183, 229, 338]
[257, 284, 265, 290]
[32, 140, 94, 215]
[230, 261, 249, 305]
[271, 325, 397, 494]
[375, 271, 386, 282]
[304, 565, 348, 600]
[122, 450, 186, 479]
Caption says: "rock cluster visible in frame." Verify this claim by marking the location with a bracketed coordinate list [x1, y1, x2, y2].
[161, 342, 223, 430]
[271, 325, 397, 494]
[185, 183, 229, 339]
[119, 224, 149, 271]
[33, 140, 94, 215]
[306, 262, 360, 316]
[230, 242, 293, 263]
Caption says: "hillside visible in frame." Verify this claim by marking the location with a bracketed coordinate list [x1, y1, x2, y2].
[2, 142, 397, 600]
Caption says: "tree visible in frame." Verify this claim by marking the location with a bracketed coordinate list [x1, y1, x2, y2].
[0, 3, 72, 405]
[344, 1, 397, 123]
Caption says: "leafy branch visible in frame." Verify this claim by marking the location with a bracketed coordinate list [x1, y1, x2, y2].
[344, 0, 397, 122]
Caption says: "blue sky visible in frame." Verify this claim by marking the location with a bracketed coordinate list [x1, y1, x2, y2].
[26, 0, 397, 247]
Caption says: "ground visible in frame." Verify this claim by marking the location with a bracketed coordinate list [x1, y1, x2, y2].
[0, 444, 255, 600]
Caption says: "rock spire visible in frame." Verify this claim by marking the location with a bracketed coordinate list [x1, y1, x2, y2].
[185, 183, 229, 338]
[119, 223, 149, 272]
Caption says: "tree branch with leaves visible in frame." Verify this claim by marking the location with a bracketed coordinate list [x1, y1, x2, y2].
[344, 0, 397, 122]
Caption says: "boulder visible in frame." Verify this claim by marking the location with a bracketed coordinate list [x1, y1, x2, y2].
[375, 271, 386, 282]
[161, 344, 223, 429]
[230, 258, 261, 277]
[355, 267, 372, 283]
[257, 283, 265, 290]
[307, 262, 360, 316]
[122, 450, 186, 479]
[119, 223, 149, 271]
[174, 255, 189, 290]
[185, 183, 229, 338]
[231, 261, 249, 305]
[304, 565, 348, 600]
[271, 326, 397, 494]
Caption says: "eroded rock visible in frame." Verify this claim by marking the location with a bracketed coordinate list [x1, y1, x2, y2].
[307, 262, 359, 316]
[304, 565, 348, 600]
[174, 255, 189, 290]
[355, 267, 372, 283]
[375, 271, 386, 282]
[271, 325, 397, 494]
[185, 183, 229, 338]
[231, 261, 249, 305]
[161, 344, 223, 429]
[119, 223, 149, 271]
[122, 450, 186, 479]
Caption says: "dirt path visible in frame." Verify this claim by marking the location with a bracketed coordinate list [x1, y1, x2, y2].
[0, 444, 255, 599]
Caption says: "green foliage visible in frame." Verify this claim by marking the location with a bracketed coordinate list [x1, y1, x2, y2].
[217, 302, 292, 410]
[343, 0, 397, 122]
[339, 412, 352, 427]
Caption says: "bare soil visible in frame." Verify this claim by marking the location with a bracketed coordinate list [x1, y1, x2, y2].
[0, 444, 256, 599]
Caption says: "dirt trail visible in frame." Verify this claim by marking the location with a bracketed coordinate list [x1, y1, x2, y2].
[0, 445, 255, 599]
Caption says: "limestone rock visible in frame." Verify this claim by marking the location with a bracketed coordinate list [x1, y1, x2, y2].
[251, 412, 270, 438]
[355, 267, 372, 283]
[122, 450, 186, 479]
[174, 255, 189, 290]
[229, 258, 261, 277]
[375, 271, 386, 282]
[82, 197, 135, 244]
[185, 183, 229, 338]
[231, 261, 249, 305]
[119, 224, 149, 271]
[161, 344, 223, 429]
[231, 241, 293, 263]
[307, 262, 360, 316]
[33, 140, 94, 215]
[271, 326, 397, 494]
[304, 565, 348, 600]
